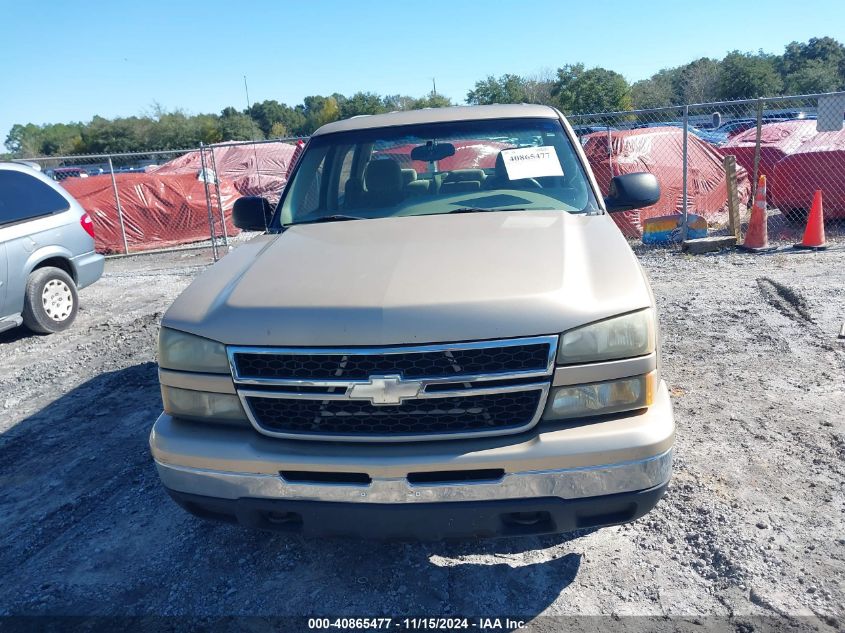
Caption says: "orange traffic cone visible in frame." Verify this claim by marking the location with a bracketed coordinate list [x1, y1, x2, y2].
[739, 175, 776, 253]
[794, 190, 827, 251]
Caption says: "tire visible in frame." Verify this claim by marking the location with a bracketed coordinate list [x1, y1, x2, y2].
[22, 267, 79, 334]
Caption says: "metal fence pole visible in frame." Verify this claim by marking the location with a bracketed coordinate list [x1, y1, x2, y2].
[751, 97, 764, 202]
[198, 142, 220, 261]
[107, 156, 130, 255]
[208, 145, 229, 247]
[681, 105, 689, 242]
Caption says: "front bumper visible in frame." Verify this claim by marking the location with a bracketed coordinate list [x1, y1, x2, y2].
[165, 482, 669, 539]
[155, 449, 671, 505]
[151, 381, 674, 537]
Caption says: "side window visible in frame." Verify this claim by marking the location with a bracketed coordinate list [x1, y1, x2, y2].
[0, 170, 70, 225]
[285, 145, 328, 221]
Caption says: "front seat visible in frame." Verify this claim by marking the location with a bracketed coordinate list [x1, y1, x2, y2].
[484, 152, 542, 190]
[441, 169, 485, 194]
[362, 160, 405, 207]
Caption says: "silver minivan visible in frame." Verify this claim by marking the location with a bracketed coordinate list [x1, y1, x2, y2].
[0, 162, 104, 335]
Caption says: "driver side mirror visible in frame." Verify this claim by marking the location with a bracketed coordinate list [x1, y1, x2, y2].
[233, 196, 274, 231]
[604, 173, 660, 212]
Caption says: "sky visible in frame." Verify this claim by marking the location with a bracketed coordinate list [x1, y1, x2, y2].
[1, 0, 844, 140]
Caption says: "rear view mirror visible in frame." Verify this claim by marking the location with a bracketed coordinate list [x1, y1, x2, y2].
[605, 173, 660, 212]
[233, 196, 274, 231]
[410, 142, 456, 163]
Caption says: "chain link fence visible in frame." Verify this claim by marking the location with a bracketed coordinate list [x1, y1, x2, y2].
[570, 91, 845, 244]
[17, 137, 306, 260]
[12, 91, 845, 255]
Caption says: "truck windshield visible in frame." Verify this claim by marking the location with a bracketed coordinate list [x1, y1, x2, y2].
[277, 117, 598, 227]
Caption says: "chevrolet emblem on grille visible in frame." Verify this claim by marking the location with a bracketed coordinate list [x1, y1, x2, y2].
[347, 375, 422, 406]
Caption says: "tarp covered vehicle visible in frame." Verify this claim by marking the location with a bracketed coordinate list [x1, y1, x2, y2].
[720, 120, 818, 204]
[771, 127, 845, 218]
[582, 127, 751, 237]
[61, 173, 239, 253]
[153, 142, 300, 203]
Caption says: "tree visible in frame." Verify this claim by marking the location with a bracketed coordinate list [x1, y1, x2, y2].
[194, 114, 224, 145]
[783, 58, 843, 94]
[674, 58, 720, 103]
[779, 37, 845, 93]
[147, 107, 178, 148]
[37, 123, 84, 155]
[339, 92, 388, 118]
[553, 64, 632, 113]
[717, 51, 783, 100]
[410, 92, 453, 109]
[5, 123, 38, 154]
[5, 122, 84, 156]
[383, 94, 416, 111]
[80, 116, 150, 154]
[466, 74, 527, 105]
[269, 122, 288, 138]
[521, 70, 556, 105]
[219, 111, 263, 141]
[248, 100, 305, 137]
[631, 70, 677, 109]
[301, 95, 340, 133]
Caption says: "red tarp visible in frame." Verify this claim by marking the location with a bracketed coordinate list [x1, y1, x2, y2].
[152, 142, 298, 202]
[582, 127, 752, 237]
[375, 140, 510, 171]
[721, 120, 818, 203]
[61, 173, 239, 253]
[771, 127, 845, 218]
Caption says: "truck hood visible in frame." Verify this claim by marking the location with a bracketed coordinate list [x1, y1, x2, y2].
[164, 211, 653, 346]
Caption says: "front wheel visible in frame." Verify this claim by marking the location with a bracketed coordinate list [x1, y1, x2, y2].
[22, 267, 79, 334]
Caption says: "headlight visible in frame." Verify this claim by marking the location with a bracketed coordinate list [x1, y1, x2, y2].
[161, 386, 247, 423]
[159, 328, 230, 373]
[558, 309, 654, 364]
[543, 372, 655, 421]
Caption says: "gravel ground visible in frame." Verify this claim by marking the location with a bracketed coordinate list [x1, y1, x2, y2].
[0, 240, 842, 631]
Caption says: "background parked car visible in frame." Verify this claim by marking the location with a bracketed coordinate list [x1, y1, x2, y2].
[632, 122, 729, 146]
[0, 162, 104, 334]
[50, 167, 89, 181]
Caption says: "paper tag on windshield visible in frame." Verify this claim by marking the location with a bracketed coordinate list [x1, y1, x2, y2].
[501, 146, 564, 180]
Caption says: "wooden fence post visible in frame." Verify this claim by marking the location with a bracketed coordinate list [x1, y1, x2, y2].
[723, 155, 741, 241]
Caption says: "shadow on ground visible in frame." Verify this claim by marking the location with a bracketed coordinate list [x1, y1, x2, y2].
[0, 363, 587, 619]
[0, 325, 37, 345]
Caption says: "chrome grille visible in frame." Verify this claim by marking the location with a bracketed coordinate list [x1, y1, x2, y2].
[233, 343, 552, 381]
[228, 336, 557, 442]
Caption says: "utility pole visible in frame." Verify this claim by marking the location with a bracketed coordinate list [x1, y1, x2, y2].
[432, 77, 437, 96]
[243, 75, 252, 111]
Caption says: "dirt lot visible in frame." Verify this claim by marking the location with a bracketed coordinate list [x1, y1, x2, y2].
[0, 241, 843, 631]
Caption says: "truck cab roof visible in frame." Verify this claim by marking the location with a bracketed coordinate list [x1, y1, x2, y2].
[312, 104, 561, 136]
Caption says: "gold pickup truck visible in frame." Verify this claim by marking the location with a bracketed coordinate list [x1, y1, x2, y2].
[149, 104, 674, 539]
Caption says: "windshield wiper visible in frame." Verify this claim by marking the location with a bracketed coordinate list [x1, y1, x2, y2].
[446, 207, 531, 214]
[287, 214, 363, 226]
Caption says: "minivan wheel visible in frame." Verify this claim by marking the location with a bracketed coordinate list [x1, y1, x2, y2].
[23, 267, 79, 334]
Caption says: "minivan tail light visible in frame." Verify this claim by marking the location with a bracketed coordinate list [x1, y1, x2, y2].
[80, 213, 95, 238]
